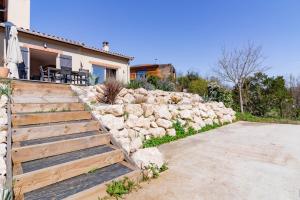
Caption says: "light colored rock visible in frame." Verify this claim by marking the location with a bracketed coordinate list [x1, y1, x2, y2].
[178, 104, 192, 110]
[125, 104, 143, 117]
[126, 114, 139, 128]
[167, 128, 176, 136]
[204, 118, 214, 126]
[179, 110, 193, 120]
[150, 121, 158, 128]
[156, 118, 172, 129]
[0, 135, 6, 144]
[130, 137, 143, 153]
[98, 105, 123, 116]
[190, 122, 201, 131]
[123, 93, 135, 104]
[100, 114, 124, 130]
[142, 104, 154, 117]
[131, 147, 164, 169]
[0, 143, 6, 157]
[110, 128, 129, 138]
[0, 95, 8, 108]
[135, 88, 148, 95]
[149, 127, 166, 137]
[154, 105, 172, 120]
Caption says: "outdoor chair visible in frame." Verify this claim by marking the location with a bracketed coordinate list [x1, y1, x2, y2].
[78, 69, 89, 85]
[40, 66, 52, 81]
[60, 66, 72, 83]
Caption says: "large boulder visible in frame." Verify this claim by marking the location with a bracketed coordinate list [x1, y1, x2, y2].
[142, 104, 154, 117]
[123, 93, 135, 104]
[97, 105, 124, 116]
[125, 104, 143, 117]
[179, 109, 193, 120]
[100, 114, 124, 130]
[153, 105, 172, 120]
[149, 127, 166, 137]
[156, 118, 172, 129]
[131, 147, 164, 169]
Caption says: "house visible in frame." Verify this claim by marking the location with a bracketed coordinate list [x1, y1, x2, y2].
[0, 0, 133, 84]
[130, 63, 176, 80]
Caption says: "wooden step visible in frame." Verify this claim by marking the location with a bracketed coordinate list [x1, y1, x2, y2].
[12, 111, 92, 127]
[11, 103, 85, 114]
[20, 145, 115, 174]
[12, 120, 100, 142]
[11, 96, 80, 104]
[18, 131, 99, 147]
[64, 166, 141, 200]
[13, 149, 124, 196]
[12, 134, 110, 163]
[12, 80, 72, 93]
[22, 163, 139, 200]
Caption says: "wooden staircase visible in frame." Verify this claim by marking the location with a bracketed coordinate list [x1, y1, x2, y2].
[9, 80, 140, 200]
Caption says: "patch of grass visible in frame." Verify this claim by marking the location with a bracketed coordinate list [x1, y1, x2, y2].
[143, 121, 222, 148]
[106, 177, 138, 199]
[236, 112, 300, 125]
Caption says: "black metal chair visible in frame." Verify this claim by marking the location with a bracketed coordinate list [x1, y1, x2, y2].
[60, 67, 72, 83]
[40, 66, 52, 81]
[78, 69, 89, 85]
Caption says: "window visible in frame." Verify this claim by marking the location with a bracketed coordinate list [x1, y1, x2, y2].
[106, 68, 116, 80]
[92, 65, 105, 84]
[136, 70, 147, 80]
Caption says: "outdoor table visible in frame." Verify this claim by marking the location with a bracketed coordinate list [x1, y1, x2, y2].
[47, 67, 87, 84]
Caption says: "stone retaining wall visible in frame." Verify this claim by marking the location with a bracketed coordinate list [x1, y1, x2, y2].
[72, 86, 236, 169]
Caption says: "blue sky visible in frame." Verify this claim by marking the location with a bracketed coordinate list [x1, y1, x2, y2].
[31, 0, 300, 77]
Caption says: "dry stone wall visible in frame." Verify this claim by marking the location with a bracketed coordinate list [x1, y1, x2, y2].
[72, 85, 236, 169]
[0, 90, 8, 189]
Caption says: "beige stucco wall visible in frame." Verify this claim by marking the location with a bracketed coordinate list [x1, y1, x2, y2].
[7, 0, 30, 29]
[12, 31, 130, 83]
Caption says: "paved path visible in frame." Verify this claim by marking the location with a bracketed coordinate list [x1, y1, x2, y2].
[126, 121, 300, 200]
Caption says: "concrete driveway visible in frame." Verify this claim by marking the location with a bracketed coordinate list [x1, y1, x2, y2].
[126, 121, 300, 200]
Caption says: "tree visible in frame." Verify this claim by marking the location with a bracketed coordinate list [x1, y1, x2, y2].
[188, 78, 208, 96]
[215, 42, 267, 113]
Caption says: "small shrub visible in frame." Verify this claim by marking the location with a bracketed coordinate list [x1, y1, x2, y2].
[144, 163, 160, 179]
[188, 78, 208, 96]
[106, 177, 138, 199]
[147, 76, 160, 88]
[127, 80, 142, 89]
[0, 188, 13, 200]
[157, 79, 175, 91]
[97, 79, 123, 104]
[159, 163, 168, 172]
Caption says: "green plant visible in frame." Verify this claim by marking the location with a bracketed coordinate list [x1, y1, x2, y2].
[126, 80, 143, 89]
[87, 167, 99, 174]
[143, 121, 224, 148]
[159, 163, 168, 172]
[84, 103, 92, 111]
[188, 78, 208, 96]
[89, 73, 99, 86]
[123, 111, 129, 120]
[157, 79, 175, 91]
[106, 177, 138, 199]
[90, 100, 97, 105]
[0, 84, 10, 97]
[49, 108, 58, 112]
[97, 79, 123, 104]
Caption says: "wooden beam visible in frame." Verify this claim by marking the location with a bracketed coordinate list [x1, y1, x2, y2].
[12, 134, 110, 163]
[13, 120, 100, 142]
[11, 103, 85, 114]
[62, 169, 142, 200]
[12, 111, 91, 127]
[11, 96, 79, 104]
[13, 150, 124, 194]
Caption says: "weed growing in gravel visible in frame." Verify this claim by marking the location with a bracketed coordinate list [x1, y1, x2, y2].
[105, 177, 138, 199]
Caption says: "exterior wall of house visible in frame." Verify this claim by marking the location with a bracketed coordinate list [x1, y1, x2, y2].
[130, 64, 176, 81]
[0, 28, 130, 83]
[7, 0, 30, 29]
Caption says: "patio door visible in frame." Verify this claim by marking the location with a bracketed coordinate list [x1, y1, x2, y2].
[18, 47, 29, 79]
[92, 64, 105, 84]
[60, 55, 72, 68]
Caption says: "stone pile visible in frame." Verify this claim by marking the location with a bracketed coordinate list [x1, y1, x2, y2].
[71, 85, 236, 169]
[0, 93, 8, 189]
